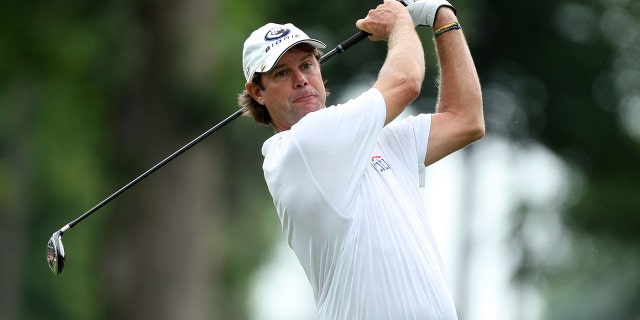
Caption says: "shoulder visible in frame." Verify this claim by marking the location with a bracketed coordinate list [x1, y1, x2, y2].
[304, 88, 386, 124]
[261, 131, 287, 157]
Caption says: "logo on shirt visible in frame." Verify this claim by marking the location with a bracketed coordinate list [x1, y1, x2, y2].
[371, 155, 391, 173]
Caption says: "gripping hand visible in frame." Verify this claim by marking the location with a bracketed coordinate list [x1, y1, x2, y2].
[400, 0, 456, 28]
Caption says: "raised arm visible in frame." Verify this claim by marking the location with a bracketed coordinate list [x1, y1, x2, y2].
[356, 0, 425, 125]
[425, 7, 484, 166]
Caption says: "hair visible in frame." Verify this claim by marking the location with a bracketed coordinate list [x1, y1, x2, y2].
[238, 44, 323, 126]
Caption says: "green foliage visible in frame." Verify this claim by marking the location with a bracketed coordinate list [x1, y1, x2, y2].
[2, 0, 639, 318]
[472, 0, 640, 318]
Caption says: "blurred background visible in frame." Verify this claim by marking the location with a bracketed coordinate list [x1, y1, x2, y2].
[1, 0, 639, 319]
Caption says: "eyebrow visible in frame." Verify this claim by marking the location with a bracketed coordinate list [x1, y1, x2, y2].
[272, 52, 315, 72]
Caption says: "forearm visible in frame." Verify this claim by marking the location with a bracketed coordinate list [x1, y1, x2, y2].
[423, 7, 484, 166]
[380, 20, 425, 92]
[376, 19, 425, 123]
[433, 8, 483, 128]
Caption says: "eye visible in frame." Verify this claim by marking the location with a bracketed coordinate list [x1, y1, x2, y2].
[301, 61, 316, 73]
[274, 69, 287, 78]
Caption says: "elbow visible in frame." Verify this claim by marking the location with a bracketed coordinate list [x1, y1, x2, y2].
[404, 75, 423, 102]
[466, 101, 485, 143]
[457, 117, 484, 149]
[459, 120, 484, 145]
[469, 119, 485, 142]
[452, 94, 484, 144]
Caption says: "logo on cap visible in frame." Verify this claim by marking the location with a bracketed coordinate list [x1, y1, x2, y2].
[265, 26, 291, 41]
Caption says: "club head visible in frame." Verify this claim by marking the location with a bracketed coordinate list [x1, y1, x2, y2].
[46, 231, 65, 276]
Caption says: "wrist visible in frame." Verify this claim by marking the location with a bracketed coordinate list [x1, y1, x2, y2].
[404, 0, 455, 28]
[432, 6, 457, 30]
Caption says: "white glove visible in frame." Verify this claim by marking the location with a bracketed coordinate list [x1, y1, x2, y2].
[400, 0, 456, 28]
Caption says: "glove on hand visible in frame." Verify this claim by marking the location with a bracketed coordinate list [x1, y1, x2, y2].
[400, 0, 456, 28]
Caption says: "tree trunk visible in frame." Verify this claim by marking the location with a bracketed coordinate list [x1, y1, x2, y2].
[104, 0, 225, 318]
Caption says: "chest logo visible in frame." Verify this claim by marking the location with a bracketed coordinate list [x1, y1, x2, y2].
[370, 155, 391, 173]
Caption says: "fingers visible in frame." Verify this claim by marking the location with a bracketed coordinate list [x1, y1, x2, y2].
[355, 9, 384, 41]
[356, 1, 412, 41]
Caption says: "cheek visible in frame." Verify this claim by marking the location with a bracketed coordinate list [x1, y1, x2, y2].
[260, 86, 283, 105]
[314, 80, 327, 98]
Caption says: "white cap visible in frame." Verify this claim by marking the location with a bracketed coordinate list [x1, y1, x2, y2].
[242, 23, 326, 82]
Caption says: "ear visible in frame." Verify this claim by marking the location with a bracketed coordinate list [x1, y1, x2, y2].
[245, 82, 265, 105]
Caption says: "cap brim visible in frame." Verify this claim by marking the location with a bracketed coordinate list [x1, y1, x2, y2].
[260, 39, 326, 74]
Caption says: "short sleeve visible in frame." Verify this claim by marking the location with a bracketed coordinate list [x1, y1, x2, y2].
[289, 88, 387, 212]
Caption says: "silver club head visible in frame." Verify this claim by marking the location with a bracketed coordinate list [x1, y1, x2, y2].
[46, 231, 65, 276]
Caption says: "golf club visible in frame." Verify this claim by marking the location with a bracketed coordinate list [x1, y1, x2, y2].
[46, 29, 370, 276]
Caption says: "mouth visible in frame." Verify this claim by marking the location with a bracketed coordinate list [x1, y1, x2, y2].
[292, 94, 316, 104]
[292, 87, 320, 103]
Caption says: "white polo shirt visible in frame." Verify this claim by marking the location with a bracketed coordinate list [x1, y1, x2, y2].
[262, 88, 457, 319]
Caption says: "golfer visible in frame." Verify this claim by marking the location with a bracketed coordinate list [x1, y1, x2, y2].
[238, 0, 483, 318]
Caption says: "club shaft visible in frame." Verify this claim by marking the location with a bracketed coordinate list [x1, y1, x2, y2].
[320, 31, 369, 64]
[66, 109, 243, 229]
[60, 28, 370, 232]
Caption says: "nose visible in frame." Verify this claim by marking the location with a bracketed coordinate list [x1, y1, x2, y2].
[293, 70, 308, 88]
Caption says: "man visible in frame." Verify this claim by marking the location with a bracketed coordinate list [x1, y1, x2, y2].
[238, 0, 483, 318]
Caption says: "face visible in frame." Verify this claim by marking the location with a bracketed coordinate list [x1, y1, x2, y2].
[246, 47, 326, 132]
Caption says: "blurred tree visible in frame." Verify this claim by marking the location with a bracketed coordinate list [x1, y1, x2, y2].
[1, 0, 391, 318]
[7, 0, 639, 318]
[0, 0, 281, 319]
[470, 0, 640, 318]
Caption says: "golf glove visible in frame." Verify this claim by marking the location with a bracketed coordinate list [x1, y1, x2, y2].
[401, 0, 456, 28]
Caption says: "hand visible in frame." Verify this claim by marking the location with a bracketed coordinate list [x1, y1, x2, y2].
[401, 0, 456, 28]
[356, 0, 414, 41]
